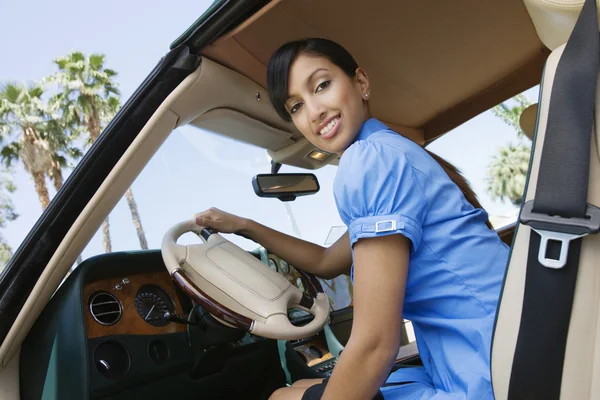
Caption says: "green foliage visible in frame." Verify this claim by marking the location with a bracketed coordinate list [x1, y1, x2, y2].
[47, 51, 137, 254]
[0, 241, 13, 271]
[47, 51, 121, 142]
[487, 95, 533, 205]
[0, 82, 79, 174]
[0, 49, 147, 262]
[491, 94, 531, 138]
[0, 169, 18, 228]
[486, 142, 531, 205]
[0, 83, 51, 171]
[0, 143, 22, 168]
[0, 82, 47, 133]
[0, 49, 125, 266]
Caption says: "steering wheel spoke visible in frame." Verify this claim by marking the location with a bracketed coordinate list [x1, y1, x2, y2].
[171, 269, 253, 330]
[251, 293, 330, 340]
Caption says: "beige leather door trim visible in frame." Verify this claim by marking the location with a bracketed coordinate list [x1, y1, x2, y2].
[0, 347, 20, 400]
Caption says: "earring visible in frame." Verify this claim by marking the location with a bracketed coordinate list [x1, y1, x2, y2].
[365, 91, 371, 99]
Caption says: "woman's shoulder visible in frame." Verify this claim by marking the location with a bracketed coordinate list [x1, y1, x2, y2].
[334, 127, 429, 202]
[340, 128, 430, 175]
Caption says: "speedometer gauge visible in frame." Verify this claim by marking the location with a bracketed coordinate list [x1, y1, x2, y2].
[134, 285, 174, 327]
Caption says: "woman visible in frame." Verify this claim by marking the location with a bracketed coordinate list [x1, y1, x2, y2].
[195, 38, 508, 399]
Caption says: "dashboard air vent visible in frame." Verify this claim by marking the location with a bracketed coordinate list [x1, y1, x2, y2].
[89, 292, 122, 326]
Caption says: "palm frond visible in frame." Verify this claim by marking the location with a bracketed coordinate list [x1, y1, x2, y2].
[0, 142, 22, 166]
[89, 54, 105, 69]
[28, 86, 44, 99]
[492, 95, 532, 138]
[69, 51, 86, 63]
[0, 83, 23, 103]
[47, 50, 121, 160]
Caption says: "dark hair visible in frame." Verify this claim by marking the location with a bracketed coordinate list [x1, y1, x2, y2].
[426, 150, 493, 229]
[266, 38, 492, 229]
[267, 38, 359, 122]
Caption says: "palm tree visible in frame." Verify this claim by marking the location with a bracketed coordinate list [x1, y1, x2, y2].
[487, 94, 533, 205]
[43, 117, 82, 191]
[0, 83, 81, 207]
[486, 143, 531, 206]
[125, 189, 147, 249]
[491, 94, 531, 138]
[49, 51, 148, 251]
[1, 82, 84, 265]
[0, 83, 55, 209]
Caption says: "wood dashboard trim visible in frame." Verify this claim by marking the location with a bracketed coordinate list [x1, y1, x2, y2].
[293, 335, 333, 367]
[83, 271, 187, 338]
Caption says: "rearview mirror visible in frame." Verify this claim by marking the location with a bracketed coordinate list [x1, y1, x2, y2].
[252, 173, 320, 201]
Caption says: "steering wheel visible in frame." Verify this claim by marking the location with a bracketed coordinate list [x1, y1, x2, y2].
[161, 220, 329, 340]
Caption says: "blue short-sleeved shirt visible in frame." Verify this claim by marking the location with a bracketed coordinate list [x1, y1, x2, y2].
[333, 118, 509, 399]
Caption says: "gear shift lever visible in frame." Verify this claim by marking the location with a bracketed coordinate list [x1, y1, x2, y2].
[163, 311, 193, 325]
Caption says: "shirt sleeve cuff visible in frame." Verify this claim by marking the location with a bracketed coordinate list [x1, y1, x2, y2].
[347, 214, 422, 253]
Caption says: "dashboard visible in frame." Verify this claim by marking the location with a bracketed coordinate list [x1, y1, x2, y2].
[20, 250, 287, 400]
[20, 248, 352, 399]
[19, 242, 422, 399]
[81, 249, 313, 341]
[83, 271, 188, 338]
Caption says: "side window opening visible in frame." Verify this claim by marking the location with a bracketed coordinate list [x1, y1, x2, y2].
[426, 88, 539, 229]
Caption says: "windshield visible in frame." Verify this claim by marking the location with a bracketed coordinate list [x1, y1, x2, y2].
[79, 125, 353, 310]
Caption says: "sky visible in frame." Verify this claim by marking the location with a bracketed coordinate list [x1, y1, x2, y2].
[0, 0, 538, 267]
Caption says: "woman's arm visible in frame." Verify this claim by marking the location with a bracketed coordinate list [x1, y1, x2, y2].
[321, 234, 410, 400]
[241, 219, 353, 279]
[195, 208, 352, 279]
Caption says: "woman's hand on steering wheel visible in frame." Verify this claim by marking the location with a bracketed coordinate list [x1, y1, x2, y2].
[195, 208, 249, 235]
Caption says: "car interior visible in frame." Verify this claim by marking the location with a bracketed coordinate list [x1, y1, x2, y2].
[0, 0, 599, 399]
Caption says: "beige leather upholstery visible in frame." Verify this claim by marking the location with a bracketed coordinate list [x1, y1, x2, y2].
[178, 57, 299, 140]
[203, 0, 547, 142]
[180, 57, 339, 169]
[0, 348, 19, 400]
[491, 41, 600, 399]
[524, 0, 600, 50]
[267, 139, 339, 169]
[161, 220, 329, 340]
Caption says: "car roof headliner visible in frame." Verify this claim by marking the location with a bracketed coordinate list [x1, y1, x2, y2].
[199, 0, 548, 143]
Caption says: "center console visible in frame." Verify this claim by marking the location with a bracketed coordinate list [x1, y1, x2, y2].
[282, 329, 338, 380]
[309, 357, 338, 377]
[285, 323, 422, 382]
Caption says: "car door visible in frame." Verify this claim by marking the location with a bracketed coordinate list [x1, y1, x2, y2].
[0, 2, 276, 399]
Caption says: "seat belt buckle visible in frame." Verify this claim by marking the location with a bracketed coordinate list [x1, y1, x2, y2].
[528, 229, 586, 269]
[520, 200, 600, 269]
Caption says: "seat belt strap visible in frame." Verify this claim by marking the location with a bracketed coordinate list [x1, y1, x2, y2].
[508, 0, 600, 398]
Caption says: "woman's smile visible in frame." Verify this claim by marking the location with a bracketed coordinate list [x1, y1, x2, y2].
[317, 115, 341, 139]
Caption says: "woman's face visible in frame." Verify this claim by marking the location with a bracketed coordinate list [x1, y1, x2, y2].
[285, 53, 370, 154]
